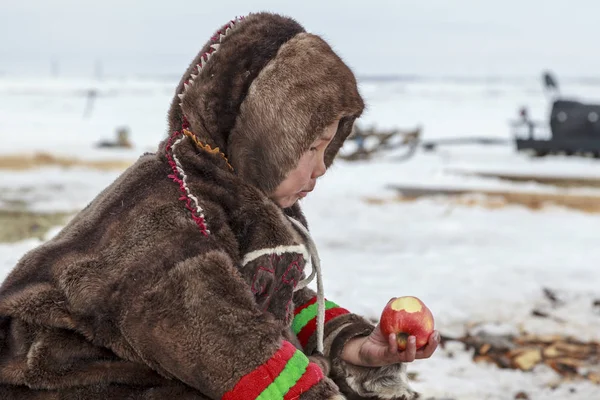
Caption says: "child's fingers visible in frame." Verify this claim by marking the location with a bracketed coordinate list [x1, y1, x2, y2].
[400, 336, 417, 362]
[416, 331, 440, 359]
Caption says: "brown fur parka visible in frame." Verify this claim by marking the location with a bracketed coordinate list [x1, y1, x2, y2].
[0, 12, 418, 400]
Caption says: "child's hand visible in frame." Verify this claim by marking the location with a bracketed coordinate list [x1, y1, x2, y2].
[340, 323, 440, 367]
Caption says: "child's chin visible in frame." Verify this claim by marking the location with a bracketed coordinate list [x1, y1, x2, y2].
[278, 197, 299, 208]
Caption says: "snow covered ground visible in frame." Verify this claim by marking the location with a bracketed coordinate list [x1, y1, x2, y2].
[1, 76, 600, 399]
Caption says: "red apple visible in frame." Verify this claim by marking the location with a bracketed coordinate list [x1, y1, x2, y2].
[379, 296, 435, 351]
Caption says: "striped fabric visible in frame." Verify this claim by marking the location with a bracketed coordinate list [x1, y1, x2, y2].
[293, 297, 350, 348]
[222, 341, 324, 400]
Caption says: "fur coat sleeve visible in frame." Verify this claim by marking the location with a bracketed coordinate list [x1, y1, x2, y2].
[106, 248, 344, 399]
[293, 287, 419, 400]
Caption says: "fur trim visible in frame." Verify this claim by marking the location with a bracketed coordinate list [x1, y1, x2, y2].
[241, 244, 309, 266]
[329, 323, 419, 400]
[229, 32, 364, 193]
[342, 363, 419, 400]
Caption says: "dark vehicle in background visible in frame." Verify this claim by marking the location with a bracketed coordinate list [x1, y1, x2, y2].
[514, 72, 600, 157]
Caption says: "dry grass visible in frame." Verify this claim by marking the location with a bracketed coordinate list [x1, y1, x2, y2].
[0, 152, 133, 171]
[0, 210, 71, 243]
[366, 186, 600, 214]
[0, 152, 132, 242]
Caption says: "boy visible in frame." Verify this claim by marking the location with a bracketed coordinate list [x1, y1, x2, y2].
[0, 12, 438, 399]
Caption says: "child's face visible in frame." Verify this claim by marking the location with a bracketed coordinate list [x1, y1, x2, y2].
[270, 119, 340, 208]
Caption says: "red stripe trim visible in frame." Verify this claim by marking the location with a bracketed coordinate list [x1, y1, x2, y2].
[296, 307, 350, 347]
[283, 362, 324, 399]
[294, 297, 317, 316]
[222, 341, 296, 400]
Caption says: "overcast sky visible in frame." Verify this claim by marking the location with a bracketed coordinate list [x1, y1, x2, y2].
[2, 0, 599, 78]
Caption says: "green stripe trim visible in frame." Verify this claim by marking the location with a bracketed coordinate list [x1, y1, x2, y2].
[292, 300, 339, 334]
[256, 349, 309, 400]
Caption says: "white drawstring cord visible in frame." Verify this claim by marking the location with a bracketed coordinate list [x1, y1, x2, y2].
[287, 216, 325, 354]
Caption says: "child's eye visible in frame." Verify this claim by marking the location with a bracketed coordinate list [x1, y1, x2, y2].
[310, 147, 318, 152]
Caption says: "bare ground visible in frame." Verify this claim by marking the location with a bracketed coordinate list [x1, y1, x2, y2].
[0, 152, 133, 171]
[0, 210, 71, 243]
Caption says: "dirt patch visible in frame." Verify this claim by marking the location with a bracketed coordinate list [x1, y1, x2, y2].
[366, 185, 600, 213]
[0, 210, 71, 243]
[0, 152, 133, 171]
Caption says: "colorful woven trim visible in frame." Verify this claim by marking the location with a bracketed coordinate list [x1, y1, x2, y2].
[177, 17, 243, 107]
[182, 129, 233, 170]
[293, 297, 350, 348]
[166, 15, 245, 237]
[165, 128, 210, 236]
[222, 341, 324, 400]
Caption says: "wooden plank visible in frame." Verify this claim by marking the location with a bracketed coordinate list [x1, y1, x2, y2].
[443, 332, 600, 385]
[447, 169, 600, 188]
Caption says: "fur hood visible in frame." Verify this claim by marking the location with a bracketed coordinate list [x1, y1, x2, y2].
[167, 12, 365, 194]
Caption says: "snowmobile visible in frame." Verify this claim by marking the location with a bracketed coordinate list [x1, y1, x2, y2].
[514, 72, 600, 157]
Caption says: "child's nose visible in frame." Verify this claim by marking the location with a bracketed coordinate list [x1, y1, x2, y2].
[312, 156, 327, 179]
